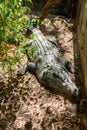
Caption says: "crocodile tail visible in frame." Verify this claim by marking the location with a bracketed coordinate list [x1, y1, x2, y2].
[25, 16, 41, 36]
[24, 16, 34, 36]
[25, 15, 41, 30]
[30, 15, 34, 28]
[25, 15, 34, 30]
[30, 15, 41, 28]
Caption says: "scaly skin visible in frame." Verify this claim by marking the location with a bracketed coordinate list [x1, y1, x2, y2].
[18, 27, 79, 96]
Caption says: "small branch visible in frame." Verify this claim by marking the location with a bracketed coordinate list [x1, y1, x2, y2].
[52, 123, 55, 130]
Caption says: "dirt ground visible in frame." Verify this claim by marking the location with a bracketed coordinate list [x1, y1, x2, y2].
[0, 12, 87, 130]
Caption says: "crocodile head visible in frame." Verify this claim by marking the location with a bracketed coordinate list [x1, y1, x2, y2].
[46, 65, 79, 96]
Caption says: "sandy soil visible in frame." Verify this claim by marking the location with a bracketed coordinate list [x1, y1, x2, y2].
[0, 12, 87, 130]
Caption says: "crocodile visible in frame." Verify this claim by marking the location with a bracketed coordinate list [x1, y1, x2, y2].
[18, 19, 79, 96]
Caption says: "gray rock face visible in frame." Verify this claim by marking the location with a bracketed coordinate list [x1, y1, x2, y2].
[18, 27, 79, 96]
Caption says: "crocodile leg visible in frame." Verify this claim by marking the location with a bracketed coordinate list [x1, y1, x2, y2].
[62, 60, 75, 73]
[47, 39, 65, 53]
[18, 62, 36, 76]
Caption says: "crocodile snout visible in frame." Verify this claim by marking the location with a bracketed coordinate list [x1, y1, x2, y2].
[71, 87, 79, 96]
[46, 66, 79, 96]
[61, 80, 79, 96]
[74, 88, 78, 95]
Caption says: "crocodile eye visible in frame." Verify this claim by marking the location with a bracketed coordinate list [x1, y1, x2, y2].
[53, 73, 61, 80]
[53, 73, 58, 78]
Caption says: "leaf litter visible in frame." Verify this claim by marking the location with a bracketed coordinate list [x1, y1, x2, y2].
[0, 12, 87, 130]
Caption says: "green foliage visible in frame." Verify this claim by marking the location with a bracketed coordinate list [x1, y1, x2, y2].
[85, 2, 87, 7]
[1, 44, 28, 70]
[25, 44, 37, 59]
[0, 0, 32, 70]
[0, 0, 31, 43]
[32, 18, 41, 27]
[1, 55, 21, 70]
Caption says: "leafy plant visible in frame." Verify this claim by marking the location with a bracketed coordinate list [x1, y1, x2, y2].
[0, 0, 32, 70]
[0, 0, 31, 43]
[85, 2, 87, 7]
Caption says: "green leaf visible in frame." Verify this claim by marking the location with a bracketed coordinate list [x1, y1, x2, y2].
[0, 0, 5, 4]
[85, 2, 87, 7]
[29, 0, 33, 4]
